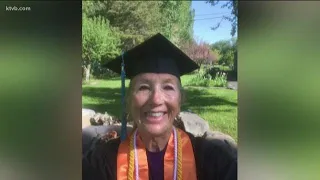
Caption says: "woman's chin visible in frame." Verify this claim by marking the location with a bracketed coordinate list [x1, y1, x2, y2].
[142, 124, 169, 136]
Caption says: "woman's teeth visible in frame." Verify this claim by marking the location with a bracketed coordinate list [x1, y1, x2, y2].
[147, 112, 164, 117]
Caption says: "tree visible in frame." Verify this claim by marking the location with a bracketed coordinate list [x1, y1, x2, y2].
[211, 39, 237, 69]
[96, 1, 195, 50]
[183, 39, 217, 69]
[82, 14, 121, 82]
[81, 1, 196, 78]
[83, 1, 163, 51]
[82, 0, 195, 50]
[196, 41, 217, 68]
[158, 1, 194, 48]
[211, 49, 221, 64]
[207, 0, 238, 37]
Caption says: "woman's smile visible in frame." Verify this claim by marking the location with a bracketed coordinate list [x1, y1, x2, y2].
[144, 111, 167, 124]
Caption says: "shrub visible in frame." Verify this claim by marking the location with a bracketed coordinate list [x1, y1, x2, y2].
[90, 61, 119, 79]
[212, 72, 227, 87]
[184, 67, 227, 87]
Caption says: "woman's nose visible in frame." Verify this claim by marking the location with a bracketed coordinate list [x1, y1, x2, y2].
[149, 88, 164, 105]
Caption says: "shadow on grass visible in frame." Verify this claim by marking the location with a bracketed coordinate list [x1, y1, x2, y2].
[82, 87, 127, 117]
[83, 86, 237, 117]
[106, 77, 121, 81]
[182, 88, 237, 112]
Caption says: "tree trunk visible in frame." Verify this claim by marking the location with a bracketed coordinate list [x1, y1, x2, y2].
[84, 64, 91, 83]
[233, 50, 237, 73]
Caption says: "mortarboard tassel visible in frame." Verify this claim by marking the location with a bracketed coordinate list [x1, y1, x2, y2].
[120, 51, 127, 142]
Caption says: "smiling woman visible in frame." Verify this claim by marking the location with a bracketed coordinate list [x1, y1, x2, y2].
[128, 73, 182, 139]
[82, 33, 237, 180]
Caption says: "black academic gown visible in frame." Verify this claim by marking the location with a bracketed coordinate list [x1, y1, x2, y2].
[82, 131, 237, 180]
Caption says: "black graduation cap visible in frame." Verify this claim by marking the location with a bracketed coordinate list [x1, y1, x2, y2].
[104, 33, 199, 80]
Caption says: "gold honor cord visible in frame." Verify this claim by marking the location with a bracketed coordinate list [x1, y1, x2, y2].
[128, 133, 135, 180]
[177, 131, 182, 180]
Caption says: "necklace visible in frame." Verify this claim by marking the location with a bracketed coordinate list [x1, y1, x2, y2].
[129, 127, 180, 180]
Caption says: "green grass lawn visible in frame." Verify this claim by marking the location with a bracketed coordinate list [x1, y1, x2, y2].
[82, 75, 237, 140]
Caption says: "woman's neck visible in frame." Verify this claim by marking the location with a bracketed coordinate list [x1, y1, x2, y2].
[139, 129, 172, 152]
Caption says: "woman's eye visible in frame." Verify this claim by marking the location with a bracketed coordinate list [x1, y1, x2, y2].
[164, 85, 174, 90]
[138, 85, 150, 91]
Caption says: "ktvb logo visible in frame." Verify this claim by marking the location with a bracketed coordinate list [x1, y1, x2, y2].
[5, 6, 31, 11]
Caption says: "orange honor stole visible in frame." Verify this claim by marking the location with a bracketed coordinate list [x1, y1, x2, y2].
[117, 127, 197, 180]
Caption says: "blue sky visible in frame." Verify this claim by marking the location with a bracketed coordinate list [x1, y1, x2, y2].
[191, 1, 237, 44]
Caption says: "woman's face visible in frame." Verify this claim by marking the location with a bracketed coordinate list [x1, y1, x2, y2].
[129, 73, 181, 137]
